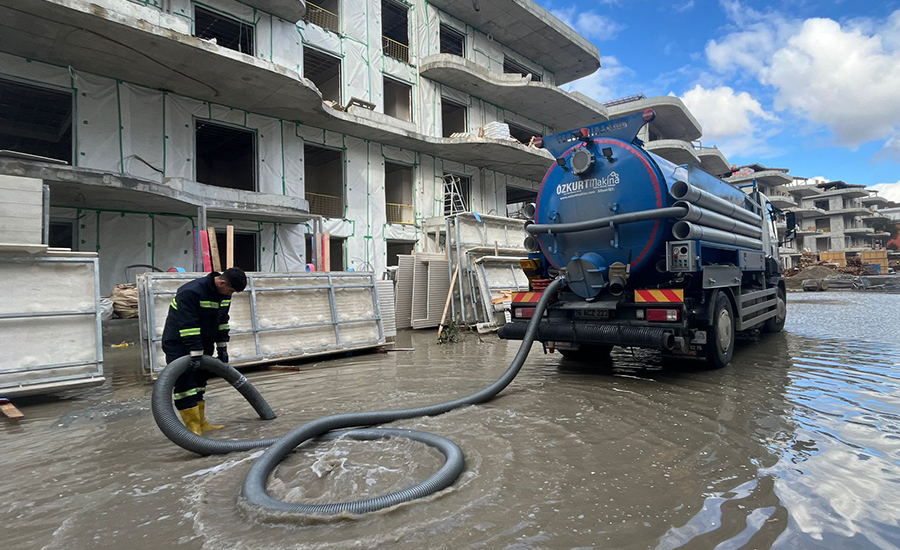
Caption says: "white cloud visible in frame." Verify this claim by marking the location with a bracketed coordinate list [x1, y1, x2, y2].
[551, 7, 626, 41]
[705, 2, 900, 153]
[681, 84, 776, 141]
[870, 180, 900, 202]
[562, 55, 634, 103]
[673, 1, 695, 13]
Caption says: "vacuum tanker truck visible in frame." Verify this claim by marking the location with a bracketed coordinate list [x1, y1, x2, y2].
[499, 109, 793, 368]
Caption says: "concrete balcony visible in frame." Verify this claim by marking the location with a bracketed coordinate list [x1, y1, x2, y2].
[695, 146, 730, 177]
[419, 54, 608, 130]
[425, 0, 600, 85]
[248, 0, 306, 22]
[645, 140, 700, 167]
[0, 0, 555, 181]
[817, 188, 870, 199]
[782, 184, 822, 198]
[795, 227, 826, 236]
[0, 158, 312, 222]
[861, 195, 890, 206]
[607, 96, 702, 141]
[844, 227, 875, 235]
[768, 193, 797, 209]
[861, 211, 888, 221]
[830, 206, 872, 216]
[789, 206, 826, 218]
[779, 246, 802, 256]
[873, 231, 892, 238]
[725, 170, 792, 189]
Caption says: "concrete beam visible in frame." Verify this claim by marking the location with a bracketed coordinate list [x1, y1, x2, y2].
[607, 96, 702, 142]
[419, 54, 608, 131]
[645, 140, 700, 168]
[245, 0, 306, 22]
[0, 0, 554, 181]
[0, 159, 314, 223]
[425, 0, 600, 85]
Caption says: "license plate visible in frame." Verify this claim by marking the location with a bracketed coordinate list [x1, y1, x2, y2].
[574, 309, 610, 319]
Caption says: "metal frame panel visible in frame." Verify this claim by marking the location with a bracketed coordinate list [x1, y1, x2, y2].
[0, 255, 105, 396]
[138, 271, 385, 378]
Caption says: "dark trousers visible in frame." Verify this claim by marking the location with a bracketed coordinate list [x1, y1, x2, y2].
[166, 347, 214, 410]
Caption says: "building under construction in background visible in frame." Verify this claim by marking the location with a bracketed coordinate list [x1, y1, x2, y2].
[0, 0, 722, 293]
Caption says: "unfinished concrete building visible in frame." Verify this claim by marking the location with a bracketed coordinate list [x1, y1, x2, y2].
[0, 0, 719, 291]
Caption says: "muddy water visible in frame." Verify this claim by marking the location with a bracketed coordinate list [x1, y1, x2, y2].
[3, 292, 900, 549]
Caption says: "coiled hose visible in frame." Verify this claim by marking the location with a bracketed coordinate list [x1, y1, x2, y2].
[152, 278, 564, 517]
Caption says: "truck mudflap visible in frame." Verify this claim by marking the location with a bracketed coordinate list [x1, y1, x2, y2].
[497, 321, 676, 351]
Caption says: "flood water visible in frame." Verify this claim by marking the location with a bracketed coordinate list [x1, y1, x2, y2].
[3, 291, 900, 549]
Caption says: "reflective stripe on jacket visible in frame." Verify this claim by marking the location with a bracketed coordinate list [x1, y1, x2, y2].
[161, 272, 231, 357]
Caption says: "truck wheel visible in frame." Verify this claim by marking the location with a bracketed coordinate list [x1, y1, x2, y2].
[558, 345, 613, 362]
[707, 292, 734, 369]
[762, 287, 786, 333]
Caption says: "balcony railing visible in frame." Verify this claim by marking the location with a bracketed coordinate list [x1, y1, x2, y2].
[305, 3, 340, 34]
[307, 192, 344, 218]
[386, 202, 414, 225]
[383, 36, 410, 63]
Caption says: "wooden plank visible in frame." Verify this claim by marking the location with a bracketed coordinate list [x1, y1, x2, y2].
[226, 225, 234, 269]
[0, 398, 24, 420]
[207, 227, 222, 272]
[199, 230, 212, 272]
[437, 263, 460, 338]
[321, 232, 331, 272]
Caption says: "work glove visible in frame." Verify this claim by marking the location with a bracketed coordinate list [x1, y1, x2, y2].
[189, 354, 202, 371]
[217, 346, 229, 365]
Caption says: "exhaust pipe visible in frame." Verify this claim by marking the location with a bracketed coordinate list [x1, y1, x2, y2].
[670, 180, 761, 226]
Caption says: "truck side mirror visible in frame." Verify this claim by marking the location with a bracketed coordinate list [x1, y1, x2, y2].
[785, 211, 797, 240]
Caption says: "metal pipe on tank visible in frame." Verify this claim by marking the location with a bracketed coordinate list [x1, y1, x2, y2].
[672, 221, 763, 249]
[675, 201, 762, 239]
[670, 181, 761, 226]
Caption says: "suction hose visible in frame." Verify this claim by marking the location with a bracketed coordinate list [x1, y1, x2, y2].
[153, 278, 565, 518]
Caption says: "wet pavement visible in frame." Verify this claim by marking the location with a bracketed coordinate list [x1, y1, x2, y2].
[2, 291, 900, 549]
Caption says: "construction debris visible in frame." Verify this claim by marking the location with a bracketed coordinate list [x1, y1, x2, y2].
[110, 284, 139, 318]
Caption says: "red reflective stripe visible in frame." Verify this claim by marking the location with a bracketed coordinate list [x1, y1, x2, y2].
[661, 289, 682, 302]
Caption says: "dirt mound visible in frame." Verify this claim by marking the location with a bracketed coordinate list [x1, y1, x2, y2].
[786, 265, 839, 289]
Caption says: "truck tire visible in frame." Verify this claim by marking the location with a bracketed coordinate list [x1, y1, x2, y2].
[762, 287, 786, 333]
[558, 345, 613, 362]
[707, 292, 735, 369]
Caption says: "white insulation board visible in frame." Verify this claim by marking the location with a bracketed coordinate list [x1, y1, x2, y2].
[138, 271, 386, 377]
[0, 253, 105, 397]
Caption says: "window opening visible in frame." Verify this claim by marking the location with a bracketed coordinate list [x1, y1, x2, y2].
[49, 220, 75, 249]
[440, 24, 465, 57]
[382, 0, 410, 63]
[385, 162, 414, 224]
[505, 121, 541, 145]
[443, 173, 471, 216]
[304, 144, 344, 218]
[383, 77, 412, 122]
[215, 230, 258, 271]
[441, 98, 467, 137]
[0, 78, 73, 164]
[304, 48, 342, 105]
[503, 57, 541, 82]
[195, 120, 256, 191]
[386, 241, 414, 266]
[193, 5, 254, 55]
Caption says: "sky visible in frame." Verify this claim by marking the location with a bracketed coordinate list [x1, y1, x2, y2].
[535, 0, 900, 201]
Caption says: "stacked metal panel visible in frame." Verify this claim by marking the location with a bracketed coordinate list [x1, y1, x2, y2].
[137, 271, 385, 378]
[412, 255, 450, 329]
[375, 280, 397, 338]
[394, 255, 415, 329]
[0, 250, 105, 397]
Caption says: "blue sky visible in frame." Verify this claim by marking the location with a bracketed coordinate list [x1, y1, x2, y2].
[535, 0, 900, 200]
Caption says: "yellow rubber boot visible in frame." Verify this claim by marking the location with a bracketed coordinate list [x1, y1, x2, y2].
[198, 400, 225, 431]
[178, 406, 203, 435]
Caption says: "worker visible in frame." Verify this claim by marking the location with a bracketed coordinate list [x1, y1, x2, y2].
[161, 268, 247, 435]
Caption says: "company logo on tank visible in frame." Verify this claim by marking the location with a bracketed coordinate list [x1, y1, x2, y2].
[556, 172, 620, 200]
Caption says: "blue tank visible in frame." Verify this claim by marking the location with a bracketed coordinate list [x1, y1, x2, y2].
[534, 110, 751, 281]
